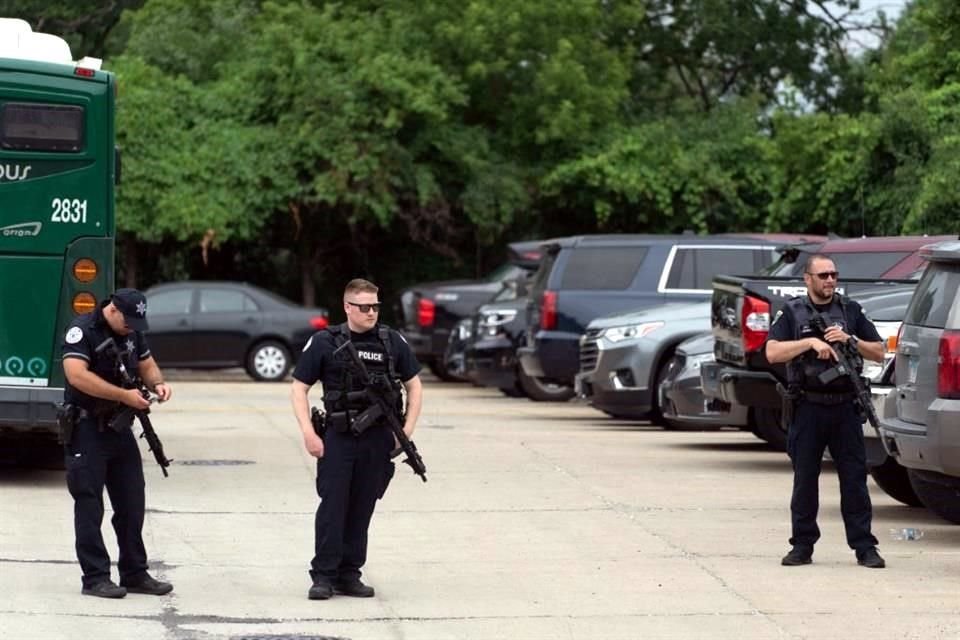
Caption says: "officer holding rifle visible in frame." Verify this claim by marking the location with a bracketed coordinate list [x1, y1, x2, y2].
[61, 288, 174, 598]
[766, 254, 887, 569]
[290, 278, 423, 601]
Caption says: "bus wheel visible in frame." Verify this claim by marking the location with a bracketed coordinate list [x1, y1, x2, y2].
[246, 340, 291, 381]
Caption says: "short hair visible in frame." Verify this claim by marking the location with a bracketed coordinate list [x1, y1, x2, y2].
[344, 278, 379, 298]
[805, 253, 834, 274]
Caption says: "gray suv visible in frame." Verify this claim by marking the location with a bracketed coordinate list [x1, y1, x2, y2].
[880, 241, 960, 523]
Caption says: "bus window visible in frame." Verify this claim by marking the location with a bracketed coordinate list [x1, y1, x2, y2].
[1, 102, 84, 152]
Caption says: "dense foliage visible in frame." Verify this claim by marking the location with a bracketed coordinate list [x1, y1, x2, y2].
[10, 0, 959, 309]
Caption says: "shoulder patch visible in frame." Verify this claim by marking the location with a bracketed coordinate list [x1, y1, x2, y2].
[65, 327, 83, 344]
[772, 309, 784, 325]
[396, 332, 408, 344]
[302, 336, 313, 353]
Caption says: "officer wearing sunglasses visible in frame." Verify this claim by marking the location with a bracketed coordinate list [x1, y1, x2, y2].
[765, 253, 886, 569]
[290, 278, 422, 600]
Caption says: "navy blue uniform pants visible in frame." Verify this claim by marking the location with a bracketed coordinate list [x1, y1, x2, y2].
[786, 401, 878, 553]
[311, 425, 394, 584]
[65, 416, 148, 588]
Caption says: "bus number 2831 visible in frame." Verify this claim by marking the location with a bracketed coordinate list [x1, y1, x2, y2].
[50, 198, 88, 223]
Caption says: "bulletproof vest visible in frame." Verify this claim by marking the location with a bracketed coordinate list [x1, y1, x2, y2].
[785, 296, 852, 391]
[66, 306, 140, 412]
[325, 324, 399, 414]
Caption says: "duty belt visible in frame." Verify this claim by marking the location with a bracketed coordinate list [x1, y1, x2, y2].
[802, 390, 855, 405]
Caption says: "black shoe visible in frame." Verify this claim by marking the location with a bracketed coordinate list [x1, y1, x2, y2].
[857, 547, 886, 569]
[308, 581, 333, 600]
[120, 574, 173, 595]
[781, 547, 813, 566]
[81, 580, 127, 599]
[334, 579, 375, 597]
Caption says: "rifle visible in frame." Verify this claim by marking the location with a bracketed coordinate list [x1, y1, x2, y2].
[808, 314, 885, 448]
[94, 338, 173, 477]
[334, 340, 427, 482]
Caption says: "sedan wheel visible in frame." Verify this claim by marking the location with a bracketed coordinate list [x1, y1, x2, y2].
[247, 341, 291, 382]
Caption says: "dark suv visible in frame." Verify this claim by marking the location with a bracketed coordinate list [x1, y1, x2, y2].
[517, 234, 822, 396]
[880, 240, 960, 522]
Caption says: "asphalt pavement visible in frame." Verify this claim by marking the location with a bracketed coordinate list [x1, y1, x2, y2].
[1, 377, 959, 639]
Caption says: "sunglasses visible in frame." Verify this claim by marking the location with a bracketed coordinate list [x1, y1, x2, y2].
[807, 271, 839, 281]
[346, 301, 381, 313]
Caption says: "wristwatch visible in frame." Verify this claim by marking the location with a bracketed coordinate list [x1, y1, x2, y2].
[847, 335, 859, 349]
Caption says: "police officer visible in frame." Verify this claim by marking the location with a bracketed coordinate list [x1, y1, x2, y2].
[290, 278, 422, 600]
[62, 288, 174, 598]
[766, 254, 886, 569]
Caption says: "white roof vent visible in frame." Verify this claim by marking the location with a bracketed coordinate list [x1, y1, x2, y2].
[0, 17, 101, 69]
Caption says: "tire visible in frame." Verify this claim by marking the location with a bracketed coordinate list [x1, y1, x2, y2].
[246, 340, 292, 382]
[651, 355, 677, 428]
[499, 384, 526, 398]
[427, 360, 468, 382]
[516, 366, 574, 402]
[753, 407, 786, 451]
[869, 458, 924, 508]
[907, 469, 960, 523]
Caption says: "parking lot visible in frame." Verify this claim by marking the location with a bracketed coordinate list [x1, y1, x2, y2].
[1, 376, 959, 640]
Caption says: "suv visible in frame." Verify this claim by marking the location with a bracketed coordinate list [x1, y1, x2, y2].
[518, 234, 823, 396]
[880, 240, 960, 522]
[394, 241, 542, 380]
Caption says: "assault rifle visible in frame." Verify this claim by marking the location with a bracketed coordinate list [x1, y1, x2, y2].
[808, 313, 882, 435]
[94, 338, 173, 476]
[334, 340, 427, 482]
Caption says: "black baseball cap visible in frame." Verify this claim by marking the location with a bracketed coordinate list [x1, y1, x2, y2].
[111, 288, 149, 331]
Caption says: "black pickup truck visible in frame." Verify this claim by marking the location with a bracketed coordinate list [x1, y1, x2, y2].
[704, 235, 949, 449]
[394, 241, 542, 380]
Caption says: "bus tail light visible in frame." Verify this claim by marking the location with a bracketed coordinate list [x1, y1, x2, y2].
[741, 295, 770, 353]
[73, 258, 98, 283]
[72, 293, 96, 314]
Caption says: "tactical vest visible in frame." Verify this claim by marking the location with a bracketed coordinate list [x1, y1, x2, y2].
[323, 323, 401, 418]
[784, 295, 856, 391]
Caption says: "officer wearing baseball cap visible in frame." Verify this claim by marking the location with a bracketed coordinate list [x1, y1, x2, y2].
[61, 288, 173, 598]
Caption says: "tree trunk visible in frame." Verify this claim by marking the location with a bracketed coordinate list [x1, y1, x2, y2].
[122, 234, 138, 289]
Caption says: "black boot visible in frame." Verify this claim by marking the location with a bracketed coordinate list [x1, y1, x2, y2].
[308, 580, 333, 600]
[781, 546, 813, 566]
[857, 547, 886, 569]
[82, 580, 127, 598]
[121, 573, 173, 595]
[334, 578, 375, 597]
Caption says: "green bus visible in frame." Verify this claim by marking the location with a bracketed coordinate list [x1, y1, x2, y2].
[0, 18, 117, 443]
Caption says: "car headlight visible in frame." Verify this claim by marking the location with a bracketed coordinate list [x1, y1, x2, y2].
[602, 322, 665, 343]
[478, 309, 517, 338]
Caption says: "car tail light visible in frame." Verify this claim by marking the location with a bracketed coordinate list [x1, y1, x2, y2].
[938, 330, 960, 399]
[310, 315, 328, 330]
[540, 290, 557, 330]
[417, 298, 435, 327]
[741, 295, 770, 353]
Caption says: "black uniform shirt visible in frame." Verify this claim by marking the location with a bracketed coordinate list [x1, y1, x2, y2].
[62, 300, 151, 411]
[292, 323, 421, 390]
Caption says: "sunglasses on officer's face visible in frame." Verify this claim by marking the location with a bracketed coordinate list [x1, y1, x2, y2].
[807, 271, 839, 281]
[346, 301, 381, 313]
